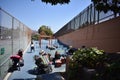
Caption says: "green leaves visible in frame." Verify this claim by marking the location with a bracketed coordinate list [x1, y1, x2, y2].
[68, 47, 120, 79]
[41, 0, 70, 5]
[38, 25, 53, 36]
[92, 0, 120, 17]
[72, 47, 105, 68]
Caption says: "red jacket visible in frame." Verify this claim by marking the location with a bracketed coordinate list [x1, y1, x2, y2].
[10, 55, 21, 59]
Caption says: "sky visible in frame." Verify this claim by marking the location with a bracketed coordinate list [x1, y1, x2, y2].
[0, 0, 91, 33]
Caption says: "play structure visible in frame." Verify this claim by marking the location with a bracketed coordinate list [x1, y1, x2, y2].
[39, 31, 53, 48]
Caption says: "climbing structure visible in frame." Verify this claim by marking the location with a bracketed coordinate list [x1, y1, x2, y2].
[39, 31, 53, 48]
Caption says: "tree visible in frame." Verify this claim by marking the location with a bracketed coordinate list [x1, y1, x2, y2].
[32, 34, 39, 40]
[41, 0, 70, 5]
[31, 0, 70, 5]
[92, 0, 120, 17]
[37, 0, 120, 17]
[38, 25, 53, 36]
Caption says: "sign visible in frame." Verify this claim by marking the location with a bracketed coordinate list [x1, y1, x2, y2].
[0, 48, 5, 55]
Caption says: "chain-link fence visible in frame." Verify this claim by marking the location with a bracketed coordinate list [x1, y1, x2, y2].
[0, 8, 32, 79]
[55, 3, 119, 37]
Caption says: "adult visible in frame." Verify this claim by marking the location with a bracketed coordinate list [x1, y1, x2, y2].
[10, 49, 23, 70]
[54, 51, 61, 60]
[34, 54, 52, 74]
[53, 51, 62, 67]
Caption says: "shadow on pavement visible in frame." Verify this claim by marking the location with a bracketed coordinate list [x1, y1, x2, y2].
[12, 78, 35, 80]
[26, 51, 32, 53]
[27, 69, 43, 75]
[27, 69, 65, 80]
[36, 72, 64, 80]
[8, 66, 20, 72]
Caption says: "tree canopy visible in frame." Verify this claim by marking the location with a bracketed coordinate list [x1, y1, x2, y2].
[41, 0, 70, 5]
[38, 25, 53, 36]
[92, 0, 120, 17]
[31, 0, 70, 5]
[39, 0, 120, 17]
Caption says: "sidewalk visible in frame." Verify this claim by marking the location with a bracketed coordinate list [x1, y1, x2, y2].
[6, 40, 66, 80]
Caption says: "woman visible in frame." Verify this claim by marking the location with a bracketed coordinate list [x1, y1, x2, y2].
[33, 54, 52, 74]
[10, 49, 24, 70]
[33, 55, 46, 74]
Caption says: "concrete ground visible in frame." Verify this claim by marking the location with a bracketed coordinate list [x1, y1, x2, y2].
[5, 40, 66, 80]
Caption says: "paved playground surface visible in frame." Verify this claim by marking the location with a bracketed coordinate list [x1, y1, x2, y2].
[7, 40, 66, 80]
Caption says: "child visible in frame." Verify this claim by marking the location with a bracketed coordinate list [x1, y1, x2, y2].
[31, 41, 35, 52]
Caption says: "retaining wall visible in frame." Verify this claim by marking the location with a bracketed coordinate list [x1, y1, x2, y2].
[58, 17, 120, 53]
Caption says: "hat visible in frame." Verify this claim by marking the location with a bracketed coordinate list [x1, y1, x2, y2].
[39, 50, 45, 54]
[69, 46, 72, 48]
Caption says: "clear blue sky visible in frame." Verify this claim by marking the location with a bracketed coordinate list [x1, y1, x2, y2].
[0, 0, 91, 33]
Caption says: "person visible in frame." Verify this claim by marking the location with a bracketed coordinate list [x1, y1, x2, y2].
[34, 55, 43, 66]
[33, 55, 46, 74]
[39, 50, 52, 65]
[47, 53, 52, 61]
[10, 49, 23, 70]
[31, 41, 35, 52]
[39, 50, 52, 68]
[33, 54, 52, 74]
[67, 46, 75, 55]
[54, 51, 61, 60]
[52, 51, 61, 65]
[17, 49, 23, 58]
[46, 44, 55, 50]
[81, 45, 86, 49]
[39, 50, 46, 56]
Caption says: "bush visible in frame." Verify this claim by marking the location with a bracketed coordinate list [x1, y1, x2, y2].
[67, 47, 120, 80]
[72, 47, 106, 68]
[67, 47, 107, 80]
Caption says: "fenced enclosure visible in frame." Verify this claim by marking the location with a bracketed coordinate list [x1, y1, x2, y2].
[0, 8, 32, 79]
